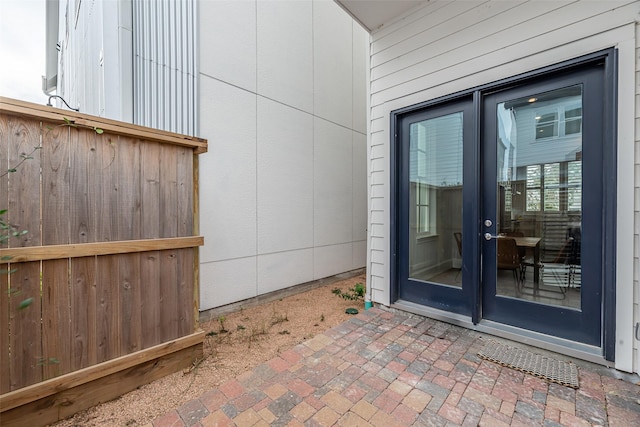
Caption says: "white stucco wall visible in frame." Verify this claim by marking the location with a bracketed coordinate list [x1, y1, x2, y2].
[54, 0, 369, 312]
[197, 0, 369, 310]
[365, 0, 639, 372]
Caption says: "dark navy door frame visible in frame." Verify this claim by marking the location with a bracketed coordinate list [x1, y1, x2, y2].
[390, 48, 617, 360]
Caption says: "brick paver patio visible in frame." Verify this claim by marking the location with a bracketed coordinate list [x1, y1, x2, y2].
[148, 307, 640, 426]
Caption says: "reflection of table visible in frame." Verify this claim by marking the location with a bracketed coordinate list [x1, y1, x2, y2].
[512, 237, 542, 287]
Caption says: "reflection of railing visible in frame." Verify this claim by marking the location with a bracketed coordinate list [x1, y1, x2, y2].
[541, 228, 582, 290]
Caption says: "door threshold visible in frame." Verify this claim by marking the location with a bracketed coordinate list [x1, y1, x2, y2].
[391, 300, 611, 367]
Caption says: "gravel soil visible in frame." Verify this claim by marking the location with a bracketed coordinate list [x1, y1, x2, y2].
[51, 273, 366, 427]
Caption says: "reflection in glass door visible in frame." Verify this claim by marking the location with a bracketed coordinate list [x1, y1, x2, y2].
[408, 113, 463, 287]
[495, 86, 583, 309]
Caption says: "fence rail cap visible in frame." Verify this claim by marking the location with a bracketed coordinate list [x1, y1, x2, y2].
[0, 97, 208, 154]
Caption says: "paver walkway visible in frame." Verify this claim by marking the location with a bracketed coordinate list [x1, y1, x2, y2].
[149, 307, 640, 426]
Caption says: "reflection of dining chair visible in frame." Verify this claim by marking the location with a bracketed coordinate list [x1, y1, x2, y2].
[453, 232, 462, 281]
[497, 237, 521, 292]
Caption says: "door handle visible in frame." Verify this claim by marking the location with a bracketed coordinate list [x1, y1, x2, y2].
[484, 233, 501, 241]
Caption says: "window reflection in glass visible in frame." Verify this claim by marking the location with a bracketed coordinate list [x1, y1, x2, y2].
[408, 112, 463, 287]
[496, 85, 582, 308]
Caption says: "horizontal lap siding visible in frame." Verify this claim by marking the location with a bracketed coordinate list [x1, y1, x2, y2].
[367, 0, 639, 306]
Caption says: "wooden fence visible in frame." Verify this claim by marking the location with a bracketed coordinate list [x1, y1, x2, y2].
[0, 97, 206, 426]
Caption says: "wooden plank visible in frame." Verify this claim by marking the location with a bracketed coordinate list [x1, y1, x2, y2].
[0, 336, 203, 427]
[0, 236, 205, 263]
[0, 269, 8, 394]
[7, 115, 42, 391]
[69, 122, 98, 372]
[95, 255, 120, 363]
[70, 257, 97, 371]
[0, 98, 208, 153]
[116, 136, 142, 355]
[177, 148, 194, 237]
[160, 145, 179, 341]
[176, 248, 195, 336]
[8, 262, 43, 391]
[192, 155, 200, 330]
[41, 260, 72, 381]
[96, 133, 120, 362]
[0, 108, 9, 394]
[7, 115, 41, 247]
[41, 120, 72, 382]
[0, 331, 205, 411]
[140, 142, 161, 349]
[177, 147, 195, 335]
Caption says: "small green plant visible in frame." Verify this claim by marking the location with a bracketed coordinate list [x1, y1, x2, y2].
[332, 282, 365, 301]
[218, 315, 228, 333]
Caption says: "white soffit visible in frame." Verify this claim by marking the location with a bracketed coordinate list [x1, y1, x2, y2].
[335, 0, 427, 32]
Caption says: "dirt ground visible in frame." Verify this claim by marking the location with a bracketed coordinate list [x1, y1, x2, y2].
[51, 273, 366, 427]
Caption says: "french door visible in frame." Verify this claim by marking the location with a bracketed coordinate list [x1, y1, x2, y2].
[395, 53, 614, 348]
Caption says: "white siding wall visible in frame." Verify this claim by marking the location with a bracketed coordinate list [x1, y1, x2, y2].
[366, 0, 639, 372]
[198, 0, 369, 310]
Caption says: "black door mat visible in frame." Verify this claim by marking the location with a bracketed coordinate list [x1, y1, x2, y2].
[478, 340, 579, 389]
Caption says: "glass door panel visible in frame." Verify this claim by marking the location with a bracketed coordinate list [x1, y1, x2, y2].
[397, 98, 474, 316]
[482, 63, 604, 346]
[408, 113, 463, 287]
[495, 85, 582, 309]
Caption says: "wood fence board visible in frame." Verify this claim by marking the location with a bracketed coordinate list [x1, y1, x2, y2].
[0, 108, 9, 394]
[160, 144, 178, 238]
[160, 250, 179, 342]
[177, 147, 194, 236]
[177, 147, 195, 335]
[9, 262, 43, 390]
[70, 125, 91, 244]
[42, 121, 71, 245]
[96, 255, 120, 363]
[40, 121, 73, 382]
[141, 142, 161, 348]
[160, 145, 179, 341]
[6, 116, 43, 391]
[70, 257, 97, 371]
[0, 268, 9, 394]
[95, 132, 120, 362]
[116, 136, 142, 354]
[7, 116, 41, 248]
[177, 248, 195, 336]
[41, 259, 72, 381]
[118, 252, 142, 354]
[97, 132, 118, 241]
[0, 108, 8, 222]
[116, 136, 141, 241]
